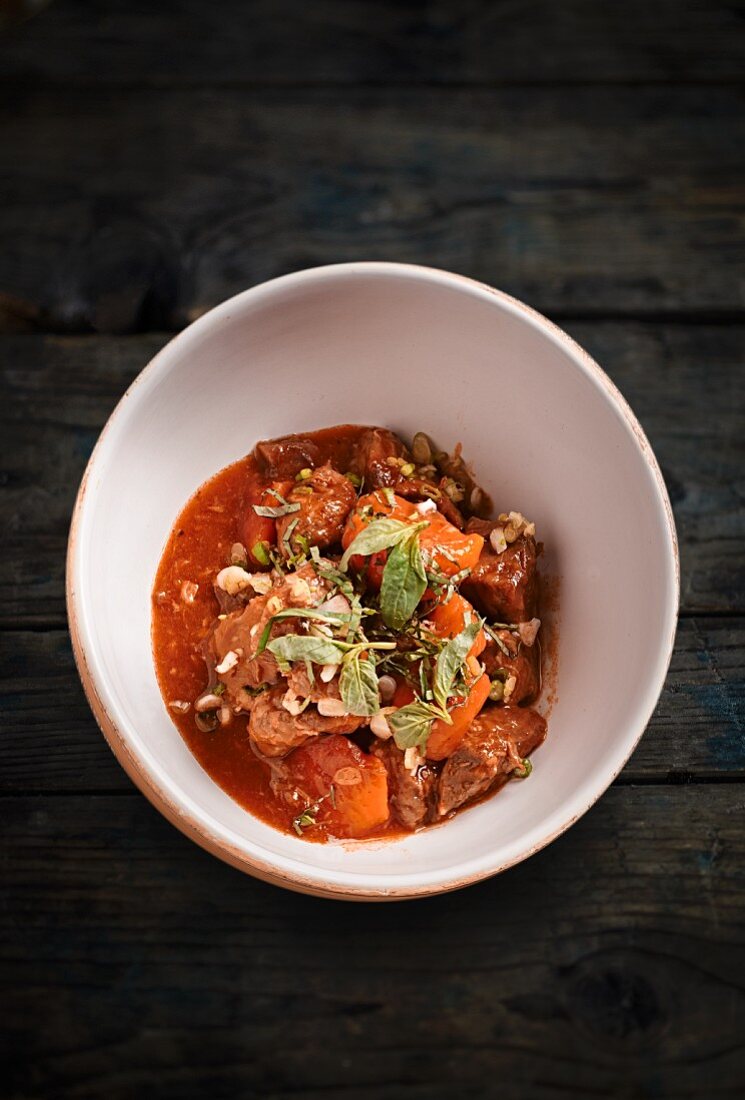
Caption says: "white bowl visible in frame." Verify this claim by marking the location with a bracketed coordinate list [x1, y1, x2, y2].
[67, 262, 679, 900]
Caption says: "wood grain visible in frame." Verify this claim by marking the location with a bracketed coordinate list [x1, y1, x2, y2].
[3, 0, 745, 85]
[2, 786, 744, 1097]
[1, 86, 744, 329]
[1, 619, 743, 792]
[2, 324, 742, 625]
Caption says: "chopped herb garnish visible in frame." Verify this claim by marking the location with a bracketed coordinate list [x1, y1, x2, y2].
[292, 786, 335, 835]
[253, 501, 301, 519]
[252, 540, 271, 566]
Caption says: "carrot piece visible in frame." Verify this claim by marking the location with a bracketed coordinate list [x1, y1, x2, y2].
[288, 735, 389, 838]
[341, 491, 483, 585]
[426, 672, 491, 761]
[243, 479, 293, 567]
[429, 591, 487, 660]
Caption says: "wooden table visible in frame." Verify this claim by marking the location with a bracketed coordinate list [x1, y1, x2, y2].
[2, 3, 744, 1096]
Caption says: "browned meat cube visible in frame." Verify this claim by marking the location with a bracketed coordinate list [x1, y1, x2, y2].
[437, 705, 546, 816]
[249, 686, 364, 757]
[254, 435, 323, 479]
[460, 518, 538, 622]
[351, 427, 410, 488]
[276, 464, 356, 555]
[482, 632, 541, 705]
[206, 563, 332, 703]
[371, 739, 437, 830]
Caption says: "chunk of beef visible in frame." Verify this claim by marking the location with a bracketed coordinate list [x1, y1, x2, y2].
[437, 705, 546, 816]
[254, 435, 322, 479]
[460, 519, 539, 622]
[482, 633, 541, 705]
[276, 464, 356, 555]
[371, 739, 437, 830]
[249, 686, 364, 757]
[207, 564, 330, 704]
[286, 663, 342, 705]
[351, 428, 410, 488]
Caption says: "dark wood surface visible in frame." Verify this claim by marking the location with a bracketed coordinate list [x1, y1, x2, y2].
[1, 3, 744, 1098]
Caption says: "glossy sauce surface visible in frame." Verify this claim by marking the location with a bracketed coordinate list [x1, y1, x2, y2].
[152, 424, 545, 842]
[152, 429, 412, 841]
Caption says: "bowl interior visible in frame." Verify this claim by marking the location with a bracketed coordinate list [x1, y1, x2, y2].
[71, 264, 677, 896]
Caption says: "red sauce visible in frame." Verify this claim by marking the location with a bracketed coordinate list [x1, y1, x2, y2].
[151, 432, 412, 842]
[152, 425, 546, 842]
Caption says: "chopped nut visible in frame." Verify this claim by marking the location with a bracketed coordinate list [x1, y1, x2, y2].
[370, 707, 396, 738]
[317, 698, 348, 717]
[518, 618, 541, 646]
[414, 498, 437, 515]
[285, 574, 312, 604]
[266, 595, 283, 615]
[180, 580, 199, 604]
[218, 704, 232, 726]
[503, 675, 517, 703]
[404, 746, 425, 773]
[215, 650, 239, 674]
[469, 486, 485, 512]
[320, 663, 339, 683]
[169, 699, 190, 713]
[489, 527, 508, 554]
[216, 565, 271, 597]
[282, 689, 308, 716]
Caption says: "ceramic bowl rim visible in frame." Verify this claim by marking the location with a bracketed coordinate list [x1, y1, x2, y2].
[66, 261, 680, 901]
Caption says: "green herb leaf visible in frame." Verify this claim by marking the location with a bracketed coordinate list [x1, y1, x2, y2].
[339, 651, 380, 716]
[256, 606, 351, 654]
[339, 517, 412, 571]
[267, 634, 343, 668]
[432, 621, 481, 711]
[253, 501, 301, 518]
[251, 540, 271, 566]
[379, 531, 427, 630]
[389, 701, 436, 751]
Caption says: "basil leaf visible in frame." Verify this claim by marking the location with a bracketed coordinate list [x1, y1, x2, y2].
[389, 701, 436, 751]
[253, 502, 302, 518]
[432, 620, 481, 711]
[267, 634, 343, 667]
[256, 606, 351, 654]
[339, 652, 380, 717]
[380, 531, 427, 630]
[339, 517, 411, 570]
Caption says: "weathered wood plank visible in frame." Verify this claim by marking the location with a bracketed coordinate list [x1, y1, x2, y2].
[1, 86, 743, 328]
[2, 786, 744, 1098]
[1, 619, 742, 791]
[3, 0, 745, 85]
[2, 323, 742, 623]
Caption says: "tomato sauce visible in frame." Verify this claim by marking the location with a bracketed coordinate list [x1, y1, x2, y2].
[151, 428, 411, 842]
[152, 425, 546, 843]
